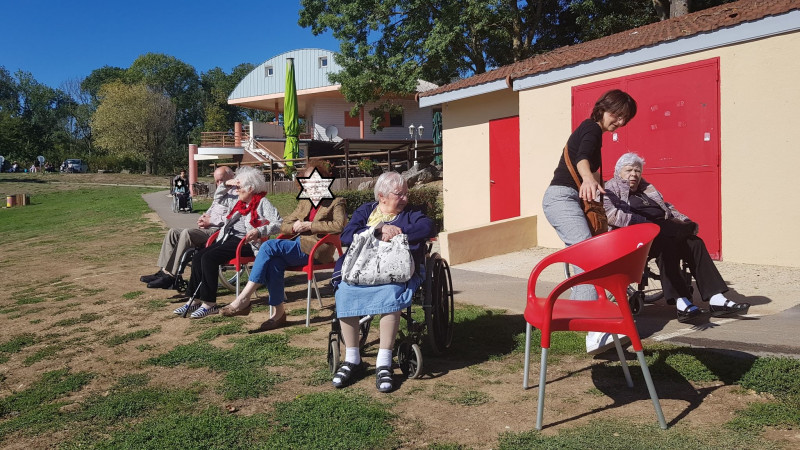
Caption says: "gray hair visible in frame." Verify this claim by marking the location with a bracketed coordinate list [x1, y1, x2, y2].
[373, 171, 406, 201]
[615, 152, 645, 177]
[234, 166, 267, 194]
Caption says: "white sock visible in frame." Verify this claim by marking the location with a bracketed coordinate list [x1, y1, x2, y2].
[709, 293, 728, 307]
[344, 347, 361, 365]
[676, 297, 694, 311]
[376, 348, 393, 368]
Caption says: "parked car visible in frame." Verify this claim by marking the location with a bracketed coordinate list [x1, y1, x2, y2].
[63, 159, 88, 173]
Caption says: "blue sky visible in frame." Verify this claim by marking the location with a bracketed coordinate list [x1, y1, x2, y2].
[1, 0, 340, 89]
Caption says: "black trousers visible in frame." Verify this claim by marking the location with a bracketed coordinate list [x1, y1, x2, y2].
[187, 237, 254, 304]
[650, 234, 727, 302]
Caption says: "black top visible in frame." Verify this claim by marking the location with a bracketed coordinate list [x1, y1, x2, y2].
[628, 192, 666, 221]
[549, 119, 603, 189]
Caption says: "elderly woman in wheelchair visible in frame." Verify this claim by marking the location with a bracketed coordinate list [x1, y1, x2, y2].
[173, 166, 282, 319]
[604, 152, 749, 323]
[330, 172, 435, 393]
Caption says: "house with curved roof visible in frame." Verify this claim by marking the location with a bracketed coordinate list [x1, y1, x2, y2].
[219, 48, 436, 162]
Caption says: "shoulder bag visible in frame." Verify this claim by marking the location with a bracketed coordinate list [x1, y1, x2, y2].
[563, 145, 608, 236]
[341, 226, 414, 285]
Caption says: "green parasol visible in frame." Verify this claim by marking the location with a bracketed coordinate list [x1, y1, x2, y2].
[433, 111, 443, 165]
[283, 57, 299, 167]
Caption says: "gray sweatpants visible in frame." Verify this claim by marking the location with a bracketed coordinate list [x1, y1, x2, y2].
[541, 185, 598, 300]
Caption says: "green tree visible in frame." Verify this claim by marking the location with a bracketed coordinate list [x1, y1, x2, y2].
[126, 53, 202, 141]
[91, 82, 175, 174]
[299, 0, 732, 132]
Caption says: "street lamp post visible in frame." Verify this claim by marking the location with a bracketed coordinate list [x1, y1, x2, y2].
[408, 124, 424, 168]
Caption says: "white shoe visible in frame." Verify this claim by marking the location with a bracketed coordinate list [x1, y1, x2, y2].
[586, 332, 630, 355]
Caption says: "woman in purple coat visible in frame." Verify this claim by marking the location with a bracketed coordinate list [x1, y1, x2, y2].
[331, 172, 435, 393]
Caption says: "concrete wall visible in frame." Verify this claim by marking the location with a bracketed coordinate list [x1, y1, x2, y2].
[441, 89, 519, 232]
[441, 31, 800, 267]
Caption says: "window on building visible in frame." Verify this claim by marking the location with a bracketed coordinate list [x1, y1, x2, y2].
[319, 56, 328, 68]
[265, 66, 274, 77]
[389, 111, 403, 127]
[344, 111, 359, 127]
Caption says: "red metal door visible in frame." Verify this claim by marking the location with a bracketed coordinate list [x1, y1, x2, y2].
[489, 116, 520, 221]
[572, 58, 722, 258]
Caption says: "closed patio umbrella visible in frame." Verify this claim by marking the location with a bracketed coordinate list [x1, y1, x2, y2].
[433, 111, 443, 165]
[284, 58, 299, 167]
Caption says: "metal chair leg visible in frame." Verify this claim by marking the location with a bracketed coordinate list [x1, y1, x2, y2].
[523, 323, 532, 389]
[312, 274, 323, 308]
[613, 334, 633, 388]
[536, 348, 549, 430]
[305, 280, 313, 327]
[636, 350, 668, 429]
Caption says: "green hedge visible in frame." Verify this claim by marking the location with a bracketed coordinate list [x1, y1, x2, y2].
[337, 186, 443, 232]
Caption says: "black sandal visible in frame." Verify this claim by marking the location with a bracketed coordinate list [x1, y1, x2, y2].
[677, 305, 705, 323]
[375, 366, 395, 393]
[710, 300, 750, 318]
[332, 361, 365, 389]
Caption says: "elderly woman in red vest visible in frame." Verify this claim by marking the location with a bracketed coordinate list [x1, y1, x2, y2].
[173, 166, 282, 319]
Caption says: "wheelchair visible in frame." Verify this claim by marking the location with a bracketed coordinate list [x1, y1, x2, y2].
[327, 241, 455, 379]
[563, 255, 691, 316]
[626, 256, 692, 315]
[171, 179, 193, 213]
[171, 232, 255, 296]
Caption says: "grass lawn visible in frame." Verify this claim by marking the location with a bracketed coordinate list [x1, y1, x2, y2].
[0, 173, 799, 449]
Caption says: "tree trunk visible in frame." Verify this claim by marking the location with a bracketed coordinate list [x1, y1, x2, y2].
[671, 0, 690, 18]
[653, 0, 669, 21]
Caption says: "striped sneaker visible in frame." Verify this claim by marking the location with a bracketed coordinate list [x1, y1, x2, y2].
[173, 303, 199, 316]
[190, 305, 219, 319]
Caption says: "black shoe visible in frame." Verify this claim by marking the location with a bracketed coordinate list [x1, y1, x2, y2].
[140, 271, 164, 283]
[677, 305, 706, 323]
[375, 366, 395, 393]
[332, 361, 366, 389]
[710, 301, 750, 318]
[147, 275, 176, 289]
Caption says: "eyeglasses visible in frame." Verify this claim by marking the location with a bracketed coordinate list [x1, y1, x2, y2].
[389, 191, 408, 199]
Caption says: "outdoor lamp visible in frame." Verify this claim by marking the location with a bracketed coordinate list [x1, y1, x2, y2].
[417, 124, 424, 137]
[409, 124, 415, 137]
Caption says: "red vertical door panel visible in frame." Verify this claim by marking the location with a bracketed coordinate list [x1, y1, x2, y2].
[489, 116, 520, 222]
[572, 58, 722, 259]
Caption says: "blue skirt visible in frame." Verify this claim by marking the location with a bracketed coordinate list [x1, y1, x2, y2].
[335, 270, 424, 318]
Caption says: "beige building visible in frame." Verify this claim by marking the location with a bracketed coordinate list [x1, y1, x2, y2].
[419, 0, 800, 268]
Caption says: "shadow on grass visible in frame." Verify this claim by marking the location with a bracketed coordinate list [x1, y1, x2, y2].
[534, 345, 759, 429]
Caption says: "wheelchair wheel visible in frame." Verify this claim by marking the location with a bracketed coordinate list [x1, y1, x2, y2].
[628, 290, 645, 315]
[171, 195, 179, 213]
[186, 196, 193, 213]
[327, 332, 341, 375]
[397, 341, 423, 379]
[218, 264, 249, 292]
[424, 254, 454, 356]
[174, 276, 188, 293]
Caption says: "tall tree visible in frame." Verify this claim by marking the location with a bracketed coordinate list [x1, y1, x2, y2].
[91, 81, 175, 174]
[126, 53, 202, 141]
[299, 0, 731, 131]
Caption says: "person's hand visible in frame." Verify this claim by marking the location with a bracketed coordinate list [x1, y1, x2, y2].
[380, 224, 403, 242]
[579, 178, 605, 202]
[225, 179, 241, 188]
[292, 221, 312, 233]
[197, 214, 211, 229]
[245, 228, 261, 243]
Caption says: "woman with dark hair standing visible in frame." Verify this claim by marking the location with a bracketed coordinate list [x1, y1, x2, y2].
[541, 89, 637, 354]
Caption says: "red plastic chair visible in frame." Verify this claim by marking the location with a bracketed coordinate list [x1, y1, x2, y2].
[522, 223, 667, 430]
[278, 234, 344, 327]
[205, 230, 261, 298]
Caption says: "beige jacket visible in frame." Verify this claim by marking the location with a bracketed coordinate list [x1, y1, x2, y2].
[279, 197, 347, 262]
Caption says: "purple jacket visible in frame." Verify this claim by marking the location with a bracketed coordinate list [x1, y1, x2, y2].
[604, 176, 688, 229]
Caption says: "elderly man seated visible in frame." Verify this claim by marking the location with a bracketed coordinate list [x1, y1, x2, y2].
[141, 166, 237, 289]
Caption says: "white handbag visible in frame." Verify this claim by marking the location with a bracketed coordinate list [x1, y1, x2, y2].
[341, 226, 414, 285]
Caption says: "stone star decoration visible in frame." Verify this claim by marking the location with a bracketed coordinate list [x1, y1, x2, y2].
[296, 167, 335, 208]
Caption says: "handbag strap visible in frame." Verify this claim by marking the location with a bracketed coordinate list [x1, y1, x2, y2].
[563, 144, 603, 199]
